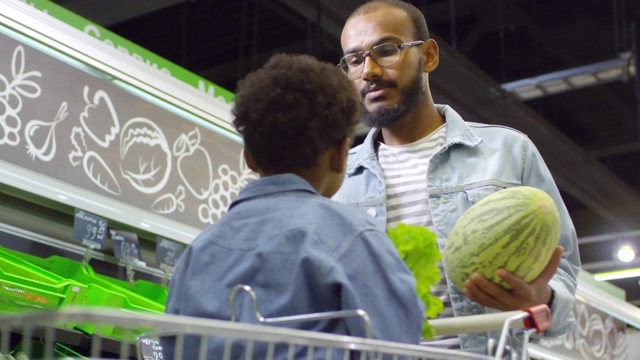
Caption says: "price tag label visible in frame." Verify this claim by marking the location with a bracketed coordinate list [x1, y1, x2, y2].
[110, 230, 142, 261]
[73, 208, 108, 250]
[136, 336, 163, 360]
[156, 236, 185, 271]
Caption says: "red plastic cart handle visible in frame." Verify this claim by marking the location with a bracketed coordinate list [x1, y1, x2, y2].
[522, 304, 551, 333]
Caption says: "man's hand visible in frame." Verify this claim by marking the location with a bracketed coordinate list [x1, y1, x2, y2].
[462, 246, 563, 311]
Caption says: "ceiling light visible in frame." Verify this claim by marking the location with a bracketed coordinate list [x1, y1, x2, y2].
[567, 73, 597, 87]
[617, 245, 635, 262]
[540, 79, 569, 93]
[594, 268, 640, 281]
[513, 86, 544, 100]
[501, 52, 634, 100]
[596, 67, 623, 81]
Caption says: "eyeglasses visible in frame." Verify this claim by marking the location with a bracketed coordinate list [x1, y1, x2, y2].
[338, 41, 424, 79]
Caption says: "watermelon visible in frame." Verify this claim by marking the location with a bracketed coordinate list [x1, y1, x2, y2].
[443, 186, 560, 290]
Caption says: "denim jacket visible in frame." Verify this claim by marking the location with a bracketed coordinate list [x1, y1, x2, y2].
[165, 174, 425, 359]
[333, 105, 580, 352]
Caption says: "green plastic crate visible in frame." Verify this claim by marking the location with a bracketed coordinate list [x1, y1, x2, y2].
[0, 270, 87, 311]
[36, 256, 164, 313]
[0, 246, 159, 341]
[0, 248, 89, 312]
[0, 246, 166, 312]
[11, 340, 89, 359]
[54, 343, 89, 359]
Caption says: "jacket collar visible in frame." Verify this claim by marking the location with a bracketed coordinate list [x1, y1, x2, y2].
[229, 174, 317, 210]
[347, 104, 482, 175]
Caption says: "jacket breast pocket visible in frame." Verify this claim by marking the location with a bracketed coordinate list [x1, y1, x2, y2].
[464, 185, 507, 206]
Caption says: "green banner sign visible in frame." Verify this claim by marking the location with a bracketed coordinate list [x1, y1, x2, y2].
[21, 0, 235, 105]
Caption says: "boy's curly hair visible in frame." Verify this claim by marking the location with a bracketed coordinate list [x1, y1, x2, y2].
[232, 53, 360, 173]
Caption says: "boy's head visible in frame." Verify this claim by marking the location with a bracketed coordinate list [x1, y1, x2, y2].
[232, 53, 360, 196]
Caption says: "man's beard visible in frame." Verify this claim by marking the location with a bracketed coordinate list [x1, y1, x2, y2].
[360, 66, 425, 128]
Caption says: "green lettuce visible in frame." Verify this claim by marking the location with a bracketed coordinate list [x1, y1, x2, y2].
[387, 222, 443, 339]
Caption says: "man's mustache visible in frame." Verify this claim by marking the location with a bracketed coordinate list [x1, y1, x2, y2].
[360, 79, 398, 98]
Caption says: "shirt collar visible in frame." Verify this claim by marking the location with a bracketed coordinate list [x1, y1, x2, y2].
[347, 104, 482, 175]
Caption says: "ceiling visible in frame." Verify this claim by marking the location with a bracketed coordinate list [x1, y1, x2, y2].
[50, 0, 640, 304]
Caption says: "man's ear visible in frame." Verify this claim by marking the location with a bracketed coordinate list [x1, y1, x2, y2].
[422, 38, 439, 73]
[329, 137, 351, 174]
[242, 147, 259, 173]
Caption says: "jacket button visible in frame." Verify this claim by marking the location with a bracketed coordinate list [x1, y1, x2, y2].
[366, 208, 377, 217]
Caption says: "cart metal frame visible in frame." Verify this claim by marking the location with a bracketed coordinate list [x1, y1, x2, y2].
[0, 301, 550, 360]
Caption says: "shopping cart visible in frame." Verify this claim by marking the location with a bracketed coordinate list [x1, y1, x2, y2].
[0, 285, 551, 360]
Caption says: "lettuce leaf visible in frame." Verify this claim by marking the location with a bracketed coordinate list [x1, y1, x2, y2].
[387, 222, 443, 339]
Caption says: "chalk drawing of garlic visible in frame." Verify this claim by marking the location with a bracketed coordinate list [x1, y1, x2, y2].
[25, 101, 68, 161]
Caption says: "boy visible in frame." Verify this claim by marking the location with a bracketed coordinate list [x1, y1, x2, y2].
[164, 53, 424, 359]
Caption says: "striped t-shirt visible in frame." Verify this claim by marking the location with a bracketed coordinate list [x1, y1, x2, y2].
[379, 124, 459, 349]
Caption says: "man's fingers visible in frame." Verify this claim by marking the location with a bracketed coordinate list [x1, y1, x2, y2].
[496, 268, 526, 292]
[463, 273, 510, 310]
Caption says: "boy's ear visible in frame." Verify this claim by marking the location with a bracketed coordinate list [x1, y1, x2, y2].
[329, 137, 351, 174]
[243, 147, 259, 173]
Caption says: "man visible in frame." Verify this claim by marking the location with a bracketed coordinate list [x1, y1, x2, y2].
[163, 53, 424, 359]
[332, 0, 580, 354]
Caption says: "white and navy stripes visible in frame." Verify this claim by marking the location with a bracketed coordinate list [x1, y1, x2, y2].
[379, 125, 446, 230]
[379, 124, 460, 348]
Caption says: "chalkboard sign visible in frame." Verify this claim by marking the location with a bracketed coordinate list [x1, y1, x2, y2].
[0, 29, 254, 236]
[136, 336, 164, 360]
[73, 208, 108, 250]
[156, 236, 186, 271]
[110, 229, 142, 261]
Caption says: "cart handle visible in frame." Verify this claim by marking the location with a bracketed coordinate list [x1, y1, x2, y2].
[521, 304, 551, 333]
[228, 284, 372, 338]
[494, 304, 551, 360]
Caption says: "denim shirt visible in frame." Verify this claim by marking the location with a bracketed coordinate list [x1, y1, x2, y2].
[333, 105, 580, 352]
[164, 174, 425, 359]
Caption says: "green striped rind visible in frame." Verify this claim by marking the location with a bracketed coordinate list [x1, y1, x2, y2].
[443, 186, 560, 290]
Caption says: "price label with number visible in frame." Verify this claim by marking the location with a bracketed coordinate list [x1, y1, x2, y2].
[136, 336, 164, 360]
[73, 208, 108, 250]
[110, 230, 142, 261]
[156, 236, 186, 271]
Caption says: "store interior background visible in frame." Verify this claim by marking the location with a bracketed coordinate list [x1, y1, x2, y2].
[47, 0, 640, 304]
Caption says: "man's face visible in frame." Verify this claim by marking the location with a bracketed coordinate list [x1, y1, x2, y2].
[340, 7, 425, 128]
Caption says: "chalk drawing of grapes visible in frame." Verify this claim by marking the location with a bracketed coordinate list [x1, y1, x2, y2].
[198, 151, 258, 224]
[0, 45, 42, 146]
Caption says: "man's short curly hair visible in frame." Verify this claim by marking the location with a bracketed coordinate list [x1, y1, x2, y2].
[351, 0, 430, 41]
[232, 53, 360, 173]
